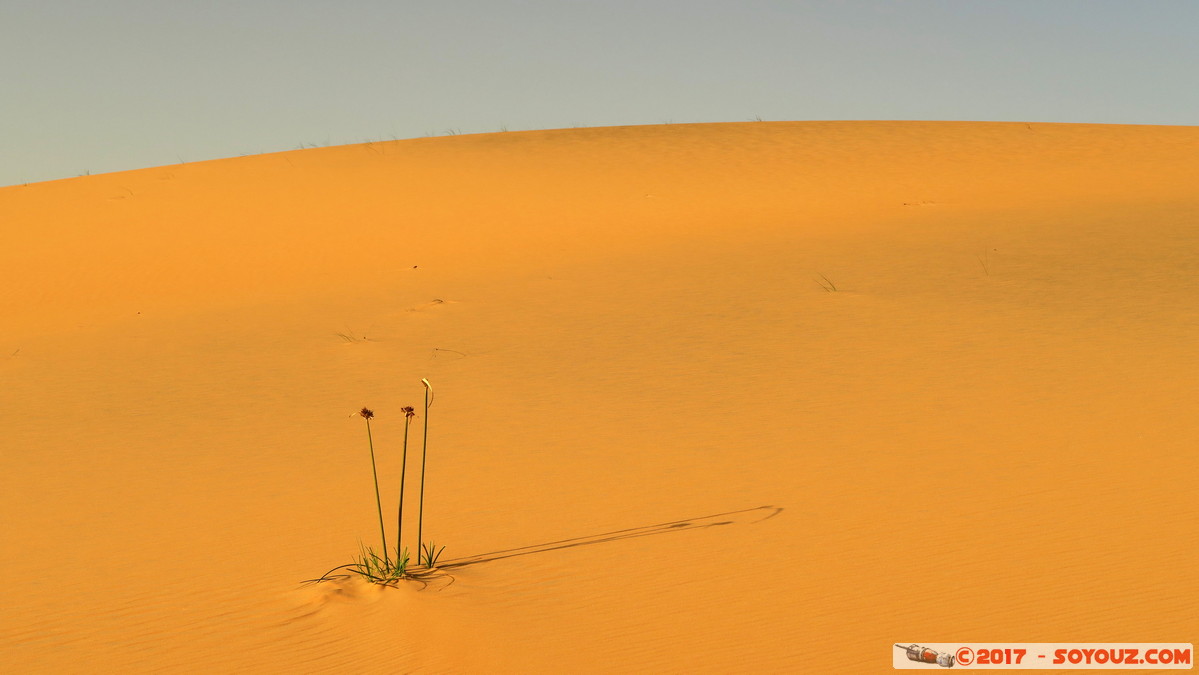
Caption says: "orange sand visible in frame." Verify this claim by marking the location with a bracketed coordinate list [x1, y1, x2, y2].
[1, 121, 1195, 672]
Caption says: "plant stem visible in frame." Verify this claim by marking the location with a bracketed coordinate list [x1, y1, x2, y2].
[417, 379, 432, 563]
[397, 413, 410, 563]
[365, 417, 389, 567]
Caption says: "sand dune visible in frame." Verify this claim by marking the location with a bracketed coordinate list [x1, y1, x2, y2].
[2, 121, 1196, 672]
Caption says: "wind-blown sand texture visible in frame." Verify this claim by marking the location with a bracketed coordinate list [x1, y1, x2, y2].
[2, 121, 1196, 672]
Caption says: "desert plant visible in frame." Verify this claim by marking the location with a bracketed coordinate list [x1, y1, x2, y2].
[397, 405, 416, 564]
[359, 407, 389, 567]
[416, 379, 433, 563]
[420, 542, 446, 568]
[351, 542, 410, 584]
[316, 382, 448, 587]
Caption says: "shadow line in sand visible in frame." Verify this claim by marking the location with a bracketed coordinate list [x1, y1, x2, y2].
[304, 505, 781, 590]
[437, 504, 783, 570]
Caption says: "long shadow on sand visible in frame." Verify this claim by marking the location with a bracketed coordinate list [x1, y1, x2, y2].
[437, 504, 783, 570]
[305, 505, 781, 590]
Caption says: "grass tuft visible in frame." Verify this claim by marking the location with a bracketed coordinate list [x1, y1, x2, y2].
[350, 543, 410, 584]
[420, 542, 446, 568]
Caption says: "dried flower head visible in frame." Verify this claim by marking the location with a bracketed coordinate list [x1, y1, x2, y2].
[359, 407, 374, 420]
[402, 406, 415, 419]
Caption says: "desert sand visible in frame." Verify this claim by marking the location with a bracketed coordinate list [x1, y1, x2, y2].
[1, 121, 1195, 672]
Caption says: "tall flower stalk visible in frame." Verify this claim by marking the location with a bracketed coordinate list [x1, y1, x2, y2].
[397, 405, 415, 561]
[359, 407, 388, 567]
[417, 379, 432, 564]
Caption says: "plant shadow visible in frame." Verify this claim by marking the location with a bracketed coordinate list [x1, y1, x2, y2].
[304, 505, 781, 591]
[438, 504, 783, 570]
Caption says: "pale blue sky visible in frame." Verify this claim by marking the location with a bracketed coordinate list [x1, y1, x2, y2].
[2, 0, 1196, 186]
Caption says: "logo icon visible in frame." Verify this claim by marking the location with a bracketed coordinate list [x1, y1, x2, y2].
[896, 644, 956, 668]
